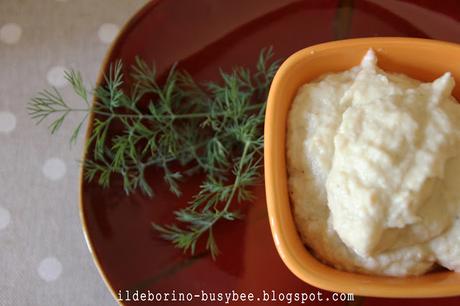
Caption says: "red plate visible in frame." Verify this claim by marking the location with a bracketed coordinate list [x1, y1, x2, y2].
[80, 1, 460, 305]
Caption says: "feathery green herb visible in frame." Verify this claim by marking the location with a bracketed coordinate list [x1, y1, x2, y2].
[28, 48, 280, 258]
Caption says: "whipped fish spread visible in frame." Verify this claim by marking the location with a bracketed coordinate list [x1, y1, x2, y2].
[287, 49, 460, 276]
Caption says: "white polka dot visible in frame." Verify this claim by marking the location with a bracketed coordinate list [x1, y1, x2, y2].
[42, 158, 66, 181]
[38, 257, 63, 282]
[0, 23, 22, 45]
[0, 206, 11, 230]
[46, 66, 68, 88]
[98, 23, 119, 44]
[0, 112, 16, 133]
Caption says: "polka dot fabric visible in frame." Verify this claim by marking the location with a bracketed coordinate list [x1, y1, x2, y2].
[46, 66, 68, 88]
[42, 158, 67, 181]
[0, 206, 11, 230]
[0, 23, 22, 45]
[0, 112, 16, 133]
[0, 1, 148, 305]
[98, 23, 120, 44]
[38, 257, 63, 282]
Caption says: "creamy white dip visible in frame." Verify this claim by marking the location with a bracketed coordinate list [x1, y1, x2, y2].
[287, 49, 460, 276]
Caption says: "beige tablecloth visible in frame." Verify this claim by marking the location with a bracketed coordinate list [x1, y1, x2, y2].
[0, 1, 148, 305]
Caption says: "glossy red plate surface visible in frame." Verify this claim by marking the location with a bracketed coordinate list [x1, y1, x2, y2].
[81, 1, 460, 305]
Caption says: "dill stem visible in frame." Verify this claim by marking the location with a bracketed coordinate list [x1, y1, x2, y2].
[193, 141, 251, 238]
[141, 139, 211, 167]
[67, 103, 264, 120]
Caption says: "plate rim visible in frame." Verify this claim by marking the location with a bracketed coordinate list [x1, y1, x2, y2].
[78, 0, 160, 304]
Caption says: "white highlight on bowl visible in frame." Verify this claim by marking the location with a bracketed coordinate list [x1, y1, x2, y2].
[0, 112, 16, 133]
[273, 232, 280, 247]
[38, 257, 63, 282]
[0, 23, 22, 45]
[42, 158, 66, 181]
[269, 216, 275, 227]
[98, 23, 119, 44]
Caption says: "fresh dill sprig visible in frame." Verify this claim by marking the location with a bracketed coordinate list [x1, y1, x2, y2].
[28, 47, 280, 259]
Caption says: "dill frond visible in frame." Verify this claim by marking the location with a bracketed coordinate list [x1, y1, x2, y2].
[28, 47, 280, 259]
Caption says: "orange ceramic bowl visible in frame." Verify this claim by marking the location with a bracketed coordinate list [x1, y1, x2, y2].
[264, 37, 460, 298]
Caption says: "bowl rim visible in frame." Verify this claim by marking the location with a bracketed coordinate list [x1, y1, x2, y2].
[264, 37, 460, 298]
[78, 1, 160, 304]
